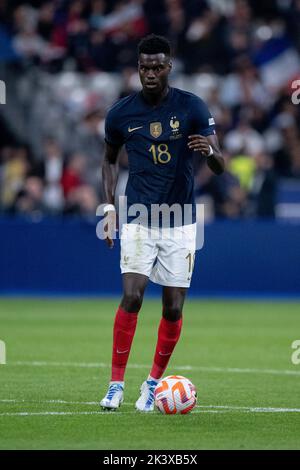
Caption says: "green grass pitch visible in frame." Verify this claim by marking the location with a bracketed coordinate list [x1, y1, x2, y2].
[0, 298, 300, 450]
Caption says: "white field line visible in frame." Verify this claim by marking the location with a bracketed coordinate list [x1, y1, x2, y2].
[1, 411, 230, 416]
[1, 399, 300, 414]
[0, 399, 102, 405]
[1, 408, 300, 416]
[0, 411, 120, 416]
[8, 361, 300, 377]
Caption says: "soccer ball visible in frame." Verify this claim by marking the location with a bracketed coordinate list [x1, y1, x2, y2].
[154, 375, 197, 414]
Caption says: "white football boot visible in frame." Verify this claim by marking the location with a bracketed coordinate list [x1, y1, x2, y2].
[100, 382, 124, 410]
[135, 379, 158, 412]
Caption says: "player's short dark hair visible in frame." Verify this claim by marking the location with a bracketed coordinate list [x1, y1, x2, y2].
[138, 34, 171, 56]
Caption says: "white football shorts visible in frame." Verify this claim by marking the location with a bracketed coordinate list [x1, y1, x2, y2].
[120, 223, 197, 288]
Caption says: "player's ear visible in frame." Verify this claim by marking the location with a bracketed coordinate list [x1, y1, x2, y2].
[168, 61, 172, 72]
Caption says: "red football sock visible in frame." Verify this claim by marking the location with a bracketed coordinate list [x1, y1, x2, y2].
[111, 306, 138, 381]
[150, 316, 183, 380]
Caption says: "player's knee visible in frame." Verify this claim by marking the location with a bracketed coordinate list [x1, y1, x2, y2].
[121, 292, 143, 313]
[162, 305, 182, 322]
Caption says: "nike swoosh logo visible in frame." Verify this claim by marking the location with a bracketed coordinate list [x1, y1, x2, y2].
[128, 126, 143, 133]
[117, 349, 129, 354]
[159, 351, 172, 357]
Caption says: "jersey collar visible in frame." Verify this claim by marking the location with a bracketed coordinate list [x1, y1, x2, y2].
[138, 86, 173, 110]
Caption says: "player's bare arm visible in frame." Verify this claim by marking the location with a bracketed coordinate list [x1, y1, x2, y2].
[188, 133, 225, 175]
[102, 142, 120, 248]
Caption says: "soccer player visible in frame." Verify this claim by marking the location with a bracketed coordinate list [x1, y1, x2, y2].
[100, 34, 224, 411]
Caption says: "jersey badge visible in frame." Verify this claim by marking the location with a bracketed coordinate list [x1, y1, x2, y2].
[169, 116, 182, 140]
[150, 122, 162, 138]
[170, 116, 180, 133]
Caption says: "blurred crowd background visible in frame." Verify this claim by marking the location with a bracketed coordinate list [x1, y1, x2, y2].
[1, 0, 300, 220]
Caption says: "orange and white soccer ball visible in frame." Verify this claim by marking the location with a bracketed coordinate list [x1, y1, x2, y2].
[154, 375, 197, 414]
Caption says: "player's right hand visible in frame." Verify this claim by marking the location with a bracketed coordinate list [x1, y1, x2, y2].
[104, 210, 117, 249]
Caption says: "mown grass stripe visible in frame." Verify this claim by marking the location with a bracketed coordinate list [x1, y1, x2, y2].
[8, 361, 300, 377]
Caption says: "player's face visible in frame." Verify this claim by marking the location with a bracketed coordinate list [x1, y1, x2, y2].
[138, 53, 171, 94]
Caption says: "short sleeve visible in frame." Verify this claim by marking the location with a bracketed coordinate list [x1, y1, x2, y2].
[105, 107, 124, 147]
[190, 96, 216, 136]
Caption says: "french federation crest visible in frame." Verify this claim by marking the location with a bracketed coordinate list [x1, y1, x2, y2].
[150, 122, 162, 138]
[170, 116, 180, 132]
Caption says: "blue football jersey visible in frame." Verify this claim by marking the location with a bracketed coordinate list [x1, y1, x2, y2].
[105, 87, 216, 225]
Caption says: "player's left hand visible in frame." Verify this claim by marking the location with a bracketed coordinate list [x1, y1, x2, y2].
[188, 135, 211, 154]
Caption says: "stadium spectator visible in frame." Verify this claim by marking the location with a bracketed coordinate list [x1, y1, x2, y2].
[0, 145, 31, 209]
[66, 107, 105, 193]
[195, 153, 247, 219]
[248, 152, 277, 218]
[33, 137, 65, 213]
[11, 175, 45, 216]
[61, 152, 86, 198]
